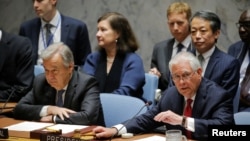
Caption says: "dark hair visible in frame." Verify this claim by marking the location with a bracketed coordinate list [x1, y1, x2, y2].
[191, 10, 221, 33]
[97, 12, 139, 53]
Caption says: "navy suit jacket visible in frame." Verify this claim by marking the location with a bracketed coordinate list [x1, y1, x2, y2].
[0, 30, 34, 101]
[124, 78, 234, 140]
[169, 47, 240, 98]
[228, 41, 247, 65]
[202, 47, 240, 98]
[13, 66, 105, 126]
[19, 14, 91, 67]
[151, 38, 193, 91]
[83, 51, 145, 99]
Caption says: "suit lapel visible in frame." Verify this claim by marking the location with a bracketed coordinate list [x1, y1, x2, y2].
[204, 47, 220, 78]
[192, 79, 207, 117]
[164, 39, 174, 84]
[60, 15, 69, 43]
[0, 30, 9, 70]
[238, 43, 248, 64]
[63, 68, 77, 107]
[31, 19, 42, 61]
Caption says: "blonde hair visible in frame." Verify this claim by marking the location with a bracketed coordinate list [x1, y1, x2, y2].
[167, 2, 192, 20]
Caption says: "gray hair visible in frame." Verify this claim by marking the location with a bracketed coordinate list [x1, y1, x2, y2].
[40, 42, 74, 67]
[169, 52, 201, 74]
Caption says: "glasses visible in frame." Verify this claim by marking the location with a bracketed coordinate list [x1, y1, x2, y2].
[236, 22, 250, 29]
[172, 71, 196, 82]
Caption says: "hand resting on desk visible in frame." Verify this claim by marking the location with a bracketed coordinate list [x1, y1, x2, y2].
[40, 106, 76, 122]
[92, 126, 117, 138]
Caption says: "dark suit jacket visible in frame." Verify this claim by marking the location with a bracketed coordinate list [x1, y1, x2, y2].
[19, 14, 91, 67]
[124, 78, 234, 141]
[151, 38, 192, 91]
[13, 66, 105, 126]
[169, 47, 240, 98]
[83, 51, 145, 99]
[0, 30, 34, 101]
[228, 41, 248, 65]
[202, 47, 240, 98]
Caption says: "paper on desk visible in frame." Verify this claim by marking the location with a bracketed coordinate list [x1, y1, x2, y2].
[4, 121, 54, 131]
[134, 135, 165, 141]
[43, 124, 89, 134]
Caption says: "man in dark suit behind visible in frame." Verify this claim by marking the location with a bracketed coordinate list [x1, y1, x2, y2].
[0, 29, 34, 102]
[92, 52, 234, 141]
[189, 10, 240, 99]
[19, 0, 91, 67]
[149, 2, 193, 92]
[228, 9, 250, 112]
[13, 42, 104, 126]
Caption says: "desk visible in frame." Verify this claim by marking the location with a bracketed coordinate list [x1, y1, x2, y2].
[2, 133, 165, 141]
[0, 117, 195, 141]
[0, 102, 17, 114]
[3, 134, 196, 141]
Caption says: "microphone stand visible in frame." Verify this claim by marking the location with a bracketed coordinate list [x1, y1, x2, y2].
[0, 89, 15, 114]
[109, 101, 152, 141]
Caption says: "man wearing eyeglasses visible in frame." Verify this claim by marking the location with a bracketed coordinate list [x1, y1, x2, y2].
[228, 9, 250, 112]
[92, 52, 234, 141]
[169, 11, 240, 102]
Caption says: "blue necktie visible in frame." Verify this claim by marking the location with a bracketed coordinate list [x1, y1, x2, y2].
[45, 23, 53, 46]
[56, 90, 65, 107]
[177, 43, 184, 53]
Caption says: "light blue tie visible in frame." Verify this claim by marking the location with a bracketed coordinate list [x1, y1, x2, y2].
[45, 23, 53, 46]
[198, 54, 204, 67]
[56, 90, 65, 107]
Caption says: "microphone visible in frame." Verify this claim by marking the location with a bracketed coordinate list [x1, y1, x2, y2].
[109, 101, 152, 141]
[0, 88, 15, 114]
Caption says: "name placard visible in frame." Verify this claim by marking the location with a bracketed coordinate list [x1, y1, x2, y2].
[0, 128, 8, 139]
[40, 134, 81, 141]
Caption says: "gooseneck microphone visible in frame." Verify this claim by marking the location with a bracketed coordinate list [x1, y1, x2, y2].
[109, 101, 152, 141]
[0, 89, 15, 114]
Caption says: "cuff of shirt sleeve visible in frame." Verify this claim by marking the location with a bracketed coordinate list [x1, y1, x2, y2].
[113, 124, 127, 136]
[186, 117, 195, 132]
[40, 106, 49, 117]
[52, 115, 57, 123]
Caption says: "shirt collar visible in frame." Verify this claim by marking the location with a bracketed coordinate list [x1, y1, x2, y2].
[0, 30, 2, 41]
[174, 35, 191, 49]
[196, 45, 215, 60]
[41, 10, 60, 28]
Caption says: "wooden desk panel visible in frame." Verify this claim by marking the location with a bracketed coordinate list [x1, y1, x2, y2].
[0, 117, 195, 141]
[0, 102, 17, 114]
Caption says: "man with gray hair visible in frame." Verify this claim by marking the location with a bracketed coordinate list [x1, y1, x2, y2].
[14, 42, 104, 126]
[92, 51, 234, 140]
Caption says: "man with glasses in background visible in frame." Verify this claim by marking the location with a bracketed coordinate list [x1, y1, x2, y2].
[228, 9, 250, 112]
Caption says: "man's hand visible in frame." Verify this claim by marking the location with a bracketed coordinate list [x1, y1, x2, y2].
[149, 67, 161, 77]
[154, 110, 182, 125]
[40, 115, 53, 122]
[92, 126, 117, 138]
[47, 106, 76, 120]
